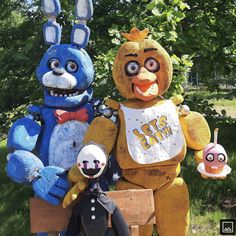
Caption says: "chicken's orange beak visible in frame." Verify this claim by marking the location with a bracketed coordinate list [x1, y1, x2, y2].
[132, 67, 158, 101]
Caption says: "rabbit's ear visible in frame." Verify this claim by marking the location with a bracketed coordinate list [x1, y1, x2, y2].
[71, 23, 90, 48]
[43, 21, 61, 45]
[71, 0, 93, 48]
[75, 0, 94, 21]
[42, 0, 61, 17]
[42, 0, 61, 45]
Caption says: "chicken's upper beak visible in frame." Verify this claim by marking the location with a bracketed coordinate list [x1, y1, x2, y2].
[132, 67, 158, 101]
[132, 67, 157, 84]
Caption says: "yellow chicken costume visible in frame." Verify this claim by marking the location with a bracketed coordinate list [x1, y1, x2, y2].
[64, 28, 211, 236]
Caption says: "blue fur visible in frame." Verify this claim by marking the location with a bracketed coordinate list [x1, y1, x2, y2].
[36, 44, 94, 107]
[75, 0, 94, 20]
[71, 24, 90, 48]
[7, 103, 93, 205]
[7, 117, 41, 151]
[6, 2, 110, 235]
[42, 0, 61, 17]
[32, 166, 69, 206]
[43, 21, 61, 45]
[7, 43, 95, 206]
[36, 103, 94, 167]
[28, 105, 42, 115]
[7, 150, 44, 183]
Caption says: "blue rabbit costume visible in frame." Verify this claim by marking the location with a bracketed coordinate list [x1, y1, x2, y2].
[6, 1, 119, 235]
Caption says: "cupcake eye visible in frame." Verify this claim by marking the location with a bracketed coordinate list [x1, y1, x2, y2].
[218, 153, 226, 162]
[205, 153, 214, 162]
[145, 57, 160, 72]
[125, 61, 139, 76]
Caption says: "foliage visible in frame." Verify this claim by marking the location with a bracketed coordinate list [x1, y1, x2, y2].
[179, 0, 236, 90]
[91, 0, 193, 99]
[0, 0, 194, 135]
[1, 0, 236, 135]
[0, 0, 44, 136]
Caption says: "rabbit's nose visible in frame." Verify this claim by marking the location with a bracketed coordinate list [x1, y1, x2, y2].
[52, 67, 65, 76]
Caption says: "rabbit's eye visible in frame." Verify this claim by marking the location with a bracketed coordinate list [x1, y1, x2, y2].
[66, 61, 78, 73]
[49, 59, 60, 69]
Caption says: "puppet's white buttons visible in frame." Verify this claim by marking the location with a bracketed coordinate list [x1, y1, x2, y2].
[91, 199, 95, 203]
[91, 215, 96, 220]
[91, 207, 95, 211]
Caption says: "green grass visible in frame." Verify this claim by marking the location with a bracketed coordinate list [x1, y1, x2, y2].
[185, 90, 236, 117]
[211, 99, 236, 107]
[189, 206, 228, 236]
[183, 150, 236, 236]
[1, 140, 235, 236]
[0, 140, 34, 236]
[210, 98, 236, 117]
[185, 90, 236, 101]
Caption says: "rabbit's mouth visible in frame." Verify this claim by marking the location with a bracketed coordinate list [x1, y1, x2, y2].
[46, 87, 86, 97]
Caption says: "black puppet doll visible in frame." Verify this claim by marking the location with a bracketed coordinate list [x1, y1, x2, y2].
[63, 144, 130, 236]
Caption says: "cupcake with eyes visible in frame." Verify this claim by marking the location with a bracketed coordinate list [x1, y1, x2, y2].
[197, 128, 231, 178]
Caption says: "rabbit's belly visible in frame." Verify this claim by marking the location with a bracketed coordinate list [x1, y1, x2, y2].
[48, 120, 89, 170]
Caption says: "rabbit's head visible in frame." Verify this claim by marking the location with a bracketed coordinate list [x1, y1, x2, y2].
[36, 0, 94, 108]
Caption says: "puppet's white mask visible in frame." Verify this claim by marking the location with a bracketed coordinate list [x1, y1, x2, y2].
[77, 144, 107, 179]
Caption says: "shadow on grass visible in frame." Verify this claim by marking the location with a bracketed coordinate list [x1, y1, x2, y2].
[1, 136, 235, 235]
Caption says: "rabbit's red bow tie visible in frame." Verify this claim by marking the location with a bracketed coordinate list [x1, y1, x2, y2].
[54, 108, 89, 124]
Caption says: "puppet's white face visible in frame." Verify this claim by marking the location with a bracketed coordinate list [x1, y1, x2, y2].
[77, 144, 107, 179]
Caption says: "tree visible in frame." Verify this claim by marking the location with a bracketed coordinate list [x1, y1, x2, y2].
[178, 0, 236, 89]
[1, 0, 235, 135]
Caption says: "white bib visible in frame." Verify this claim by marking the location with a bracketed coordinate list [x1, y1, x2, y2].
[121, 100, 184, 164]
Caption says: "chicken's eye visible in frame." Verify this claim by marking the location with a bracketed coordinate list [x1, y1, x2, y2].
[125, 61, 139, 76]
[145, 58, 160, 72]
[218, 153, 226, 162]
[205, 153, 214, 162]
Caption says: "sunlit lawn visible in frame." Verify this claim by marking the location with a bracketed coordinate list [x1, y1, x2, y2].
[186, 89, 236, 117]
[1, 138, 235, 236]
[211, 99, 236, 118]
